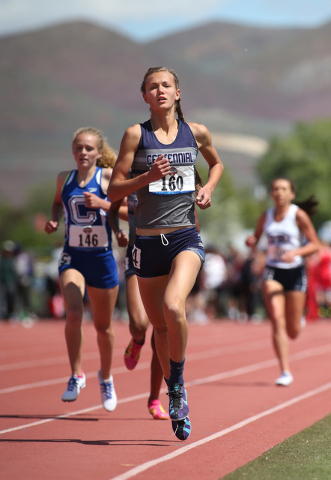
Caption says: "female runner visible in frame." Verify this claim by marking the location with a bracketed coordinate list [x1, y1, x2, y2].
[45, 127, 122, 411]
[246, 177, 320, 386]
[107, 67, 223, 439]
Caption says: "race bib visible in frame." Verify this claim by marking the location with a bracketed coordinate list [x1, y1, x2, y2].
[268, 245, 283, 261]
[149, 165, 195, 195]
[69, 225, 108, 248]
[132, 245, 141, 269]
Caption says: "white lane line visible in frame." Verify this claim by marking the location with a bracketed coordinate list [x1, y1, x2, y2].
[109, 380, 331, 480]
[0, 340, 268, 373]
[0, 344, 134, 371]
[0, 391, 149, 435]
[2, 342, 331, 395]
[2, 343, 331, 435]
[0, 363, 150, 394]
[0, 353, 99, 372]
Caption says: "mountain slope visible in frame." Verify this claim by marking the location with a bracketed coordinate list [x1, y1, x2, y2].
[1, 20, 331, 205]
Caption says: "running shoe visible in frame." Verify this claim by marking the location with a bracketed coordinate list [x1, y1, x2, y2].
[62, 373, 86, 402]
[275, 371, 293, 386]
[167, 384, 189, 421]
[148, 399, 170, 420]
[172, 417, 191, 441]
[124, 337, 145, 370]
[98, 370, 117, 411]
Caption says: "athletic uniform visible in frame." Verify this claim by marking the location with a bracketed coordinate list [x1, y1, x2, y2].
[263, 204, 307, 292]
[58, 167, 118, 289]
[131, 120, 205, 278]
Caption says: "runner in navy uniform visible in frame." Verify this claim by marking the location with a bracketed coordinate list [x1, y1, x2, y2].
[246, 177, 319, 386]
[108, 67, 223, 439]
[109, 193, 169, 420]
[45, 127, 123, 411]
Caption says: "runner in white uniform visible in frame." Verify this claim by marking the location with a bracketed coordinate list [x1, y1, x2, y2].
[246, 177, 320, 386]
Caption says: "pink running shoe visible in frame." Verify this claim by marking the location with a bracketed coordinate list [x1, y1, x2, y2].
[124, 337, 144, 370]
[148, 399, 170, 420]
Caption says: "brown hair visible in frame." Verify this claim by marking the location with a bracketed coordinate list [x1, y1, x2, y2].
[271, 176, 318, 216]
[72, 127, 117, 168]
[141, 67, 204, 195]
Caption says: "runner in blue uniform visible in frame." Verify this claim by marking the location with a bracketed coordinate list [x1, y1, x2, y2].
[246, 177, 319, 386]
[107, 67, 224, 440]
[45, 127, 123, 411]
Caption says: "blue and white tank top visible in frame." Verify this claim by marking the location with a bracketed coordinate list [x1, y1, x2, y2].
[264, 204, 303, 269]
[61, 167, 112, 250]
[131, 120, 198, 229]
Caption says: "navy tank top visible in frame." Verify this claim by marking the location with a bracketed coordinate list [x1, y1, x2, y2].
[131, 120, 199, 229]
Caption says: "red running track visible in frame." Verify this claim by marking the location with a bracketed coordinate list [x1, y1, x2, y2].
[1, 318, 331, 480]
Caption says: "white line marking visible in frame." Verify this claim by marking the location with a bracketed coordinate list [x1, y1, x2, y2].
[109, 381, 331, 480]
[2, 343, 331, 435]
[0, 363, 150, 394]
[0, 340, 268, 372]
[2, 343, 331, 395]
[0, 391, 148, 435]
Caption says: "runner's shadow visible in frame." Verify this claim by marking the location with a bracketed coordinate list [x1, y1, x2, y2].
[0, 414, 164, 422]
[0, 414, 98, 421]
[0, 438, 176, 446]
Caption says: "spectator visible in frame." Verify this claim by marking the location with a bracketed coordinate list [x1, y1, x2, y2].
[199, 245, 227, 319]
[0, 241, 17, 319]
[14, 244, 34, 318]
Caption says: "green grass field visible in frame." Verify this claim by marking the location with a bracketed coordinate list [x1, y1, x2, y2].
[222, 414, 331, 480]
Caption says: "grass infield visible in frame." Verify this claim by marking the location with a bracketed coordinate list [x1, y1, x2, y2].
[221, 414, 331, 480]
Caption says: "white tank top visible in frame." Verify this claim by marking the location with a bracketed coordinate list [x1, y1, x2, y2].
[264, 204, 303, 269]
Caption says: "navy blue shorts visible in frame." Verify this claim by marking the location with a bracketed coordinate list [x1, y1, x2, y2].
[124, 245, 135, 279]
[58, 247, 118, 289]
[262, 265, 307, 293]
[132, 226, 205, 278]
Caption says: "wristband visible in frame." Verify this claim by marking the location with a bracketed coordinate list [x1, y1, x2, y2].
[115, 230, 123, 238]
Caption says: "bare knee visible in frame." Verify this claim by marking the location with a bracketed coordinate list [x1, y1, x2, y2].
[65, 305, 83, 326]
[287, 325, 301, 339]
[153, 325, 168, 346]
[94, 321, 112, 336]
[129, 315, 148, 338]
[163, 298, 185, 326]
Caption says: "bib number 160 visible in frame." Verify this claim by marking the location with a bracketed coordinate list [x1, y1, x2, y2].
[161, 174, 183, 192]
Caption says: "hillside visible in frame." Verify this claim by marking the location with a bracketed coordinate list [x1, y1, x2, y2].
[1, 20, 331, 205]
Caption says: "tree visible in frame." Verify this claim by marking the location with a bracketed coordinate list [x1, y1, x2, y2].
[257, 119, 331, 228]
[0, 181, 63, 254]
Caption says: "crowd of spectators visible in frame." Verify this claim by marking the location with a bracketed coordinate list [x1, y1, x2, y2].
[186, 244, 266, 323]
[0, 241, 35, 320]
[1, 239, 331, 324]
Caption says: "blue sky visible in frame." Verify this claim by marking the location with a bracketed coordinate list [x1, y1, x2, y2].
[1, 0, 331, 41]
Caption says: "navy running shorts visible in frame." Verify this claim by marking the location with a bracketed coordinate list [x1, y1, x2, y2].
[58, 246, 118, 289]
[262, 265, 307, 293]
[132, 226, 205, 278]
